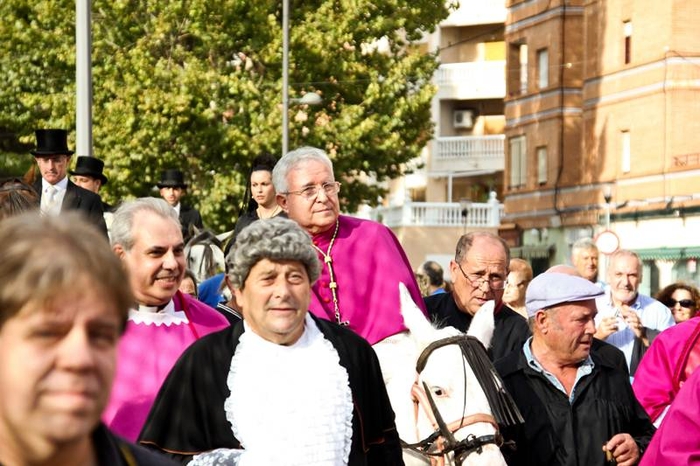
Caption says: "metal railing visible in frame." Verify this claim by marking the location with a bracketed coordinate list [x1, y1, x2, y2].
[369, 198, 504, 228]
[435, 135, 505, 161]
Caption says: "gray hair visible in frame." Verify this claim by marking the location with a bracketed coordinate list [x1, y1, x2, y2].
[110, 197, 181, 250]
[572, 237, 598, 255]
[272, 146, 334, 194]
[226, 217, 320, 289]
[455, 231, 510, 264]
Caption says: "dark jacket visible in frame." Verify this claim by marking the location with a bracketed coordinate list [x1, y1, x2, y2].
[179, 203, 203, 242]
[94, 423, 177, 465]
[139, 315, 403, 465]
[34, 178, 107, 236]
[424, 292, 531, 361]
[495, 348, 655, 466]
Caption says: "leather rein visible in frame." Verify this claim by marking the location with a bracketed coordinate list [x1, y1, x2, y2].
[401, 335, 504, 465]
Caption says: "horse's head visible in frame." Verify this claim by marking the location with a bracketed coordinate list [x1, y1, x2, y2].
[386, 284, 520, 466]
[184, 229, 228, 283]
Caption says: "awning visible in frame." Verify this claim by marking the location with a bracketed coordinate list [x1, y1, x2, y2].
[511, 245, 555, 259]
[634, 247, 700, 261]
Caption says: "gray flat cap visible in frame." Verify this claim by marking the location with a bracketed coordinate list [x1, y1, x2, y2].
[525, 272, 604, 317]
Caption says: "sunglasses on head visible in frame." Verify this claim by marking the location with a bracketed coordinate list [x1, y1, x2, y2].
[666, 299, 695, 309]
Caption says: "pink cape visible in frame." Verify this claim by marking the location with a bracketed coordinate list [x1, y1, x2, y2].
[103, 291, 229, 441]
[632, 316, 700, 422]
[640, 365, 700, 465]
[309, 215, 427, 345]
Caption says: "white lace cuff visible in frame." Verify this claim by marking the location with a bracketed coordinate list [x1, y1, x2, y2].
[187, 448, 244, 466]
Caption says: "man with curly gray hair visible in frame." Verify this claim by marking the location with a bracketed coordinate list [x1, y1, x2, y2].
[140, 217, 403, 465]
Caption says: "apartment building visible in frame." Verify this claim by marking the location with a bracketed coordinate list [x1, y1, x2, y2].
[503, 0, 700, 292]
[370, 0, 508, 271]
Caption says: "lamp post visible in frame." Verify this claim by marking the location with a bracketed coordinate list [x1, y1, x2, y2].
[76, 0, 93, 157]
[459, 198, 472, 235]
[282, 0, 290, 156]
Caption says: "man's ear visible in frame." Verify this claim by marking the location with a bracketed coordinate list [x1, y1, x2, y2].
[113, 244, 126, 260]
[276, 194, 289, 212]
[449, 259, 459, 284]
[233, 287, 245, 311]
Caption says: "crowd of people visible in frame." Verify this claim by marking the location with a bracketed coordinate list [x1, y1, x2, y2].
[1, 129, 699, 465]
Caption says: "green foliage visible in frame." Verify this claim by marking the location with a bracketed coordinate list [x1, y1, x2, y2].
[0, 0, 452, 230]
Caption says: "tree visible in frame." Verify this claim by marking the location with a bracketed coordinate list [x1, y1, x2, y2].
[0, 0, 455, 231]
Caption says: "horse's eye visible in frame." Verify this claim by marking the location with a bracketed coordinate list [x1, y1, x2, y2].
[431, 387, 446, 397]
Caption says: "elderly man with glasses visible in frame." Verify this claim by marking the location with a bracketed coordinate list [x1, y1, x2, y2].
[424, 231, 530, 361]
[271, 146, 427, 347]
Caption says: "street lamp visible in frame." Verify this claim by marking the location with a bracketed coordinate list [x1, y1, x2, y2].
[459, 198, 472, 235]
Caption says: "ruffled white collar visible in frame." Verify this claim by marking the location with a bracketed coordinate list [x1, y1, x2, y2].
[128, 299, 189, 326]
[223, 315, 353, 465]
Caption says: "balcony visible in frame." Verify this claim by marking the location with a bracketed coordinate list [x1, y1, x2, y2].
[368, 198, 504, 229]
[432, 135, 505, 173]
[435, 61, 506, 100]
[442, 0, 506, 27]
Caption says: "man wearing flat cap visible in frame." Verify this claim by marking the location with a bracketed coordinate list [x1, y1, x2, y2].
[495, 272, 655, 466]
[30, 129, 107, 235]
[157, 169, 203, 242]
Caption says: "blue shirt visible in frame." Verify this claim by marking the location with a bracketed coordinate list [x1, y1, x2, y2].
[523, 337, 594, 404]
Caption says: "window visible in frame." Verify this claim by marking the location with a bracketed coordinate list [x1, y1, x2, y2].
[519, 44, 528, 94]
[621, 130, 631, 173]
[624, 21, 632, 64]
[509, 136, 527, 188]
[537, 49, 549, 88]
[536, 146, 548, 184]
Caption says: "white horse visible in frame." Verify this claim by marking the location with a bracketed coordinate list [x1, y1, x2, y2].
[184, 228, 233, 283]
[373, 285, 522, 465]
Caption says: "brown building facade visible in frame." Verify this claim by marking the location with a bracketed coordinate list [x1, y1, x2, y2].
[503, 0, 700, 291]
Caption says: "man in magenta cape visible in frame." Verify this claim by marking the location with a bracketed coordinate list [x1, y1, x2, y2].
[640, 364, 700, 465]
[103, 198, 229, 440]
[274, 147, 426, 345]
[632, 315, 700, 425]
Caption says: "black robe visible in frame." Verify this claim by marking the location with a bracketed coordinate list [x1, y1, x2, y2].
[138, 315, 404, 465]
[424, 292, 531, 362]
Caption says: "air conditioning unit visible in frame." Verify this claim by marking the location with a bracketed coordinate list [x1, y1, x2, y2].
[453, 110, 474, 129]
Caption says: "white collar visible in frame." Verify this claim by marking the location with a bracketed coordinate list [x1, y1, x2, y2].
[128, 299, 190, 326]
[42, 176, 68, 193]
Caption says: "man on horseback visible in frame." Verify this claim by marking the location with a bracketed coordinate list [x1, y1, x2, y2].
[139, 217, 403, 465]
[157, 169, 203, 243]
[103, 198, 229, 441]
[272, 146, 427, 346]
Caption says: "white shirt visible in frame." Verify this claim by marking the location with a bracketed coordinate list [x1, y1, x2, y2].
[41, 177, 68, 216]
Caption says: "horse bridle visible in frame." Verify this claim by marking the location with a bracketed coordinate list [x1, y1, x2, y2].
[401, 335, 505, 465]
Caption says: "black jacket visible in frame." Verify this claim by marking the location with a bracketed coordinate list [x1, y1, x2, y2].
[494, 348, 655, 466]
[139, 315, 403, 465]
[34, 179, 108, 236]
[424, 292, 531, 361]
[94, 423, 177, 465]
[179, 203, 203, 242]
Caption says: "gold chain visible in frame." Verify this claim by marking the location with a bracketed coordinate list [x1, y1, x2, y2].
[311, 220, 348, 326]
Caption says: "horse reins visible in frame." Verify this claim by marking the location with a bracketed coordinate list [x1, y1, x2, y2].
[401, 335, 506, 465]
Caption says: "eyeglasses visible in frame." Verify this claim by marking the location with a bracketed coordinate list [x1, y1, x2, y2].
[666, 299, 695, 309]
[456, 262, 506, 291]
[283, 181, 341, 200]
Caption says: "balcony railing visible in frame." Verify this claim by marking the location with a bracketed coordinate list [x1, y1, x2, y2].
[431, 135, 505, 172]
[368, 198, 504, 229]
[435, 61, 506, 100]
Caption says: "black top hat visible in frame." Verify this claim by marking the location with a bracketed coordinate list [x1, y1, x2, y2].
[157, 169, 187, 188]
[69, 156, 108, 185]
[30, 129, 74, 156]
